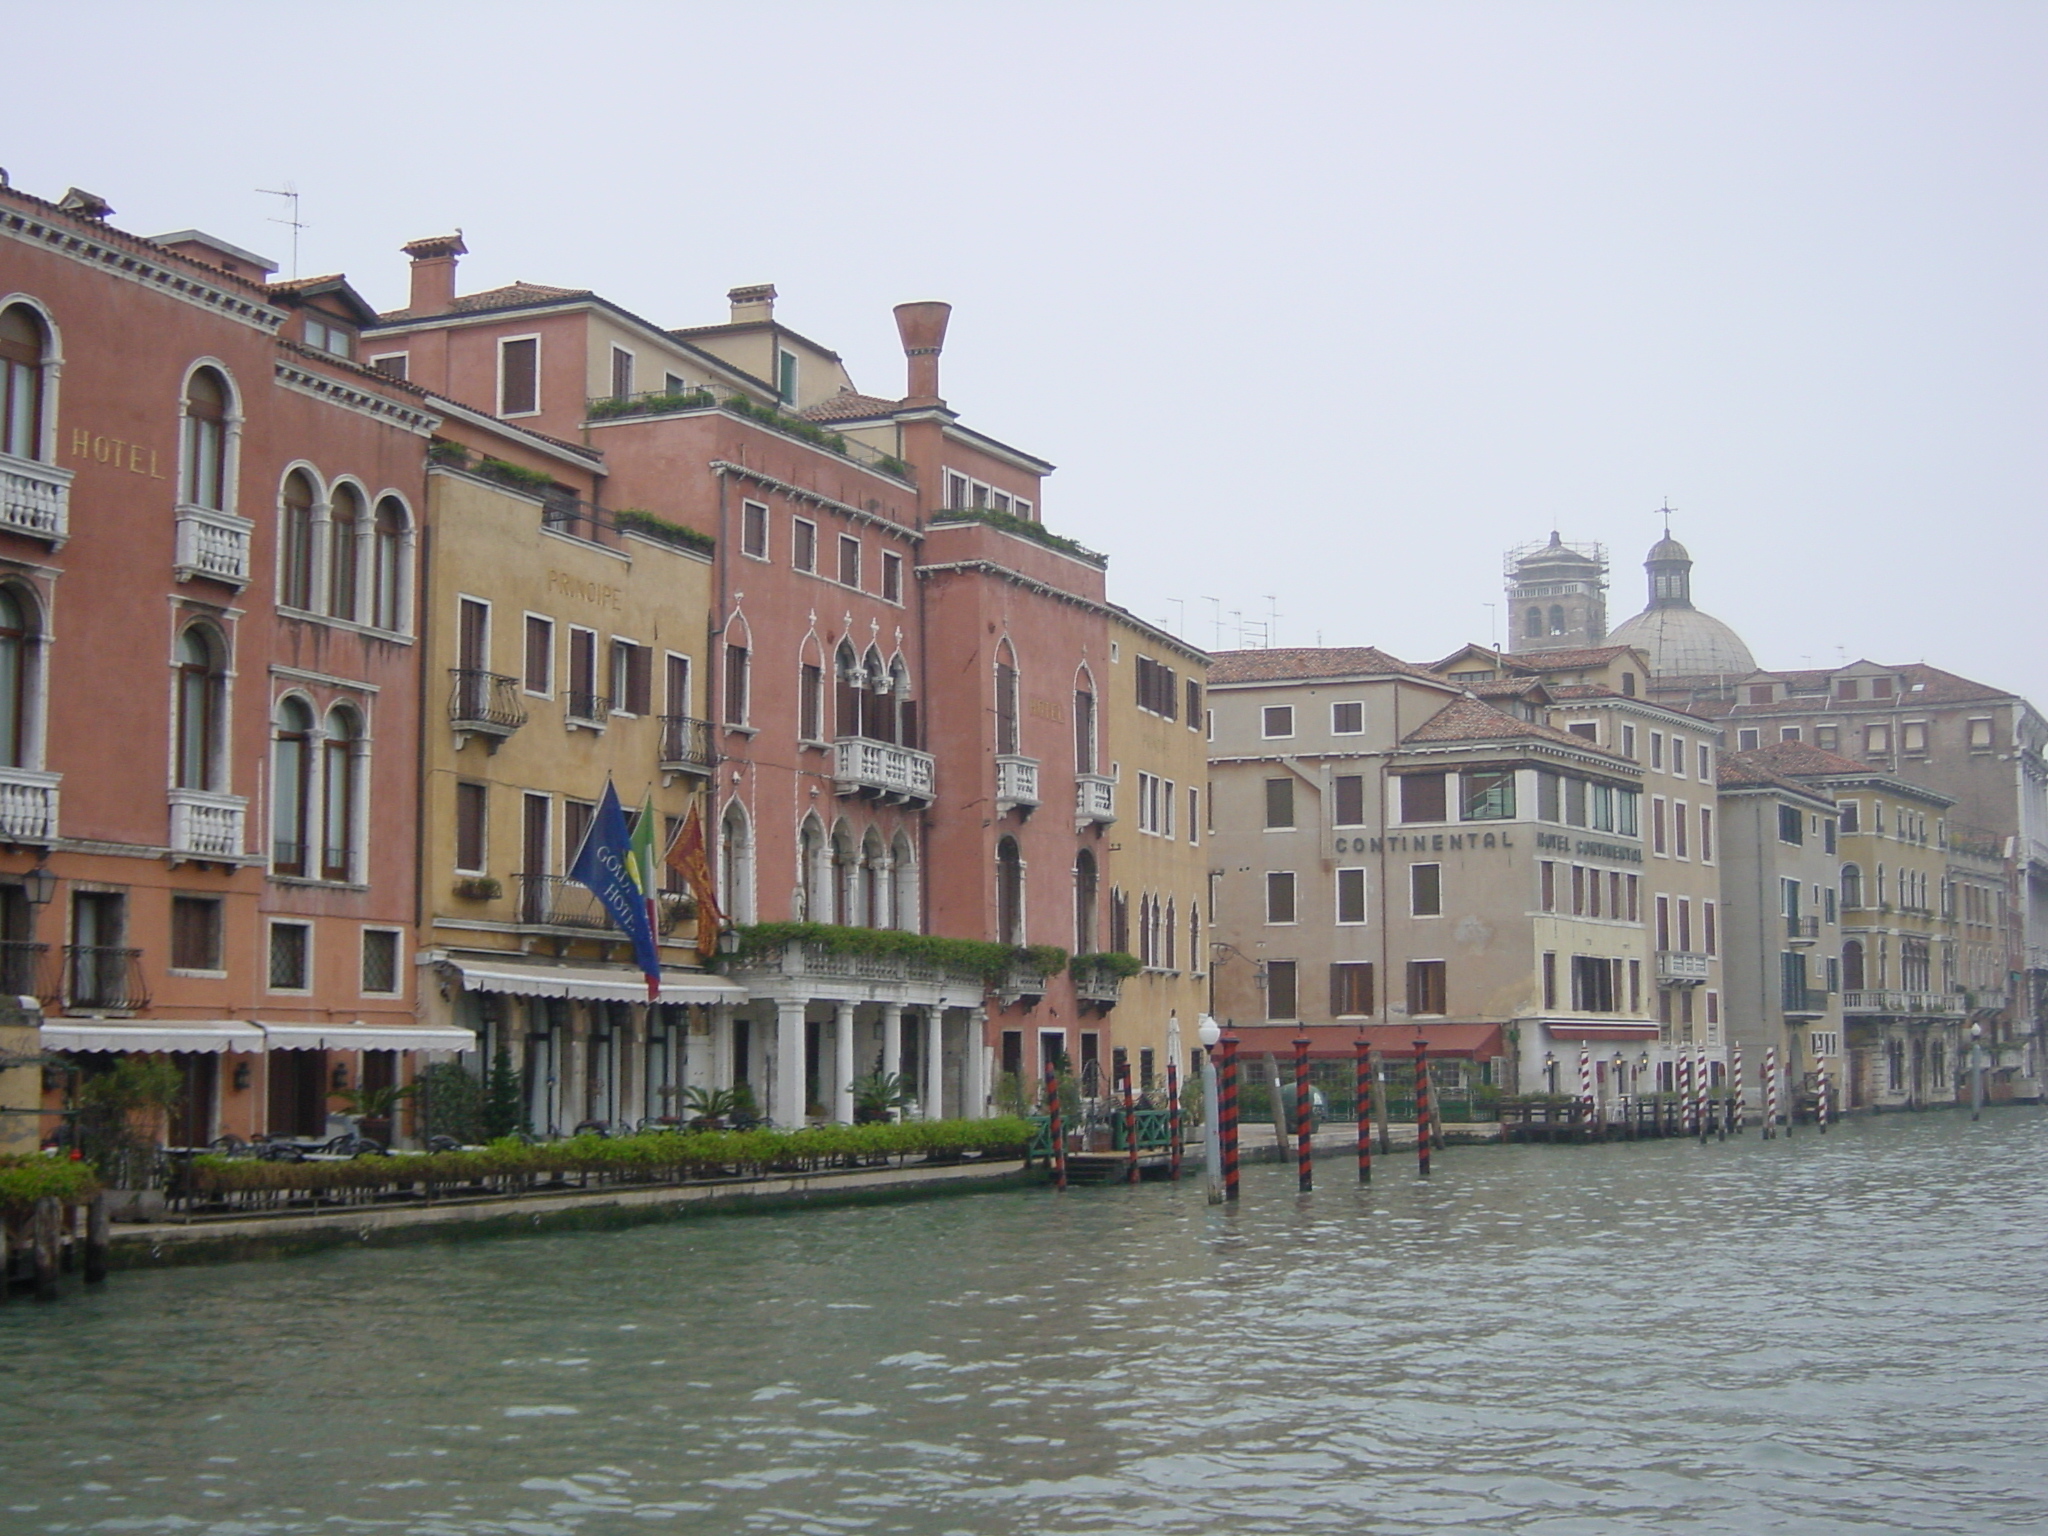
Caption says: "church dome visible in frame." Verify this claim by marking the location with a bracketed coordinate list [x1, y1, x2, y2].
[1608, 529, 1756, 676]
[1608, 605, 1756, 677]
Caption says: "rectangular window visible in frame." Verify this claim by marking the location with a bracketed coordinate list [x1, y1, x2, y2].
[1627, 874, 1639, 922]
[1572, 864, 1586, 916]
[610, 639, 651, 716]
[1564, 778, 1587, 827]
[1652, 797, 1667, 854]
[1901, 721, 1927, 754]
[1538, 772, 1561, 821]
[1968, 717, 1994, 750]
[1678, 898, 1692, 952]
[838, 535, 862, 588]
[368, 352, 409, 381]
[881, 551, 903, 603]
[1622, 724, 1637, 760]
[1330, 963, 1375, 1017]
[1674, 801, 1688, 858]
[361, 928, 400, 995]
[268, 921, 310, 991]
[1865, 723, 1892, 755]
[1656, 895, 1671, 950]
[1540, 860, 1555, 911]
[1778, 804, 1804, 845]
[777, 348, 798, 405]
[1671, 736, 1687, 777]
[723, 643, 749, 725]
[1400, 773, 1447, 823]
[1704, 901, 1718, 956]
[1629, 958, 1641, 1013]
[792, 517, 817, 573]
[523, 615, 553, 696]
[610, 346, 634, 399]
[1738, 728, 1760, 750]
[1872, 677, 1893, 698]
[1410, 863, 1441, 917]
[1261, 704, 1293, 739]
[1264, 777, 1295, 829]
[1188, 787, 1200, 845]
[1406, 960, 1447, 1016]
[1186, 680, 1203, 729]
[563, 799, 594, 872]
[1699, 807, 1714, 863]
[499, 336, 539, 415]
[800, 662, 823, 741]
[741, 500, 768, 560]
[1336, 868, 1368, 924]
[566, 627, 601, 720]
[1266, 960, 1299, 1021]
[1568, 722, 1598, 742]
[1163, 780, 1175, 839]
[1331, 701, 1363, 735]
[1461, 770, 1515, 821]
[1839, 799, 1860, 834]
[1591, 783, 1615, 832]
[1334, 775, 1365, 827]
[170, 895, 223, 972]
[455, 782, 487, 873]
[1542, 952, 1558, 1009]
[1651, 732, 1664, 770]
[1697, 744, 1711, 779]
[1816, 725, 1839, 751]
[1571, 955, 1616, 1012]
[1780, 726, 1803, 744]
[1266, 871, 1297, 925]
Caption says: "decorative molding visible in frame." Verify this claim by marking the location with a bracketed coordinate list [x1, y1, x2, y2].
[0, 207, 288, 331]
[274, 361, 440, 435]
[710, 461, 918, 542]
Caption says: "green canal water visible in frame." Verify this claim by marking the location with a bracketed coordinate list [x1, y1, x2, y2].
[3, 1109, 2046, 1533]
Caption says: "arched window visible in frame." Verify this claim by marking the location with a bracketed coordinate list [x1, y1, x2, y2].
[1548, 604, 1565, 636]
[1073, 849, 1098, 953]
[0, 587, 33, 769]
[1189, 902, 1202, 974]
[891, 831, 918, 931]
[798, 642, 825, 743]
[861, 828, 887, 929]
[1842, 939, 1865, 992]
[328, 484, 361, 621]
[832, 824, 857, 925]
[321, 706, 359, 882]
[863, 649, 889, 743]
[181, 367, 230, 510]
[1524, 607, 1542, 640]
[371, 497, 407, 631]
[994, 641, 1020, 756]
[280, 471, 317, 610]
[718, 802, 753, 925]
[1840, 864, 1862, 909]
[272, 697, 314, 875]
[835, 642, 861, 739]
[797, 816, 826, 921]
[996, 836, 1024, 944]
[1074, 668, 1097, 775]
[890, 656, 917, 749]
[0, 305, 50, 461]
[1165, 898, 1177, 971]
[174, 625, 225, 791]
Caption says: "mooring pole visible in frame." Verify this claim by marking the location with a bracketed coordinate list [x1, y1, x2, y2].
[1763, 1044, 1778, 1139]
[1731, 1041, 1746, 1136]
[1219, 1026, 1241, 1202]
[84, 1194, 109, 1286]
[1200, 1045, 1224, 1204]
[1414, 1038, 1432, 1179]
[1293, 1034, 1313, 1193]
[33, 1197, 59, 1301]
[1118, 1048, 1139, 1185]
[1355, 1033, 1372, 1184]
[1816, 1061, 1830, 1133]
[1166, 1059, 1183, 1181]
[1045, 1055, 1066, 1191]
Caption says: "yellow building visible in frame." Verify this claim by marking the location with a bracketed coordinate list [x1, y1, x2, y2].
[1098, 609, 1210, 1096]
[414, 402, 735, 1136]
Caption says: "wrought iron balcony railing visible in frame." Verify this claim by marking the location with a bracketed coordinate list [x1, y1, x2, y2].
[64, 945, 149, 1012]
[448, 669, 527, 744]
[659, 714, 716, 773]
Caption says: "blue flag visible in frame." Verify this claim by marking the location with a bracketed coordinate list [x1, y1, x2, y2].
[568, 780, 663, 1000]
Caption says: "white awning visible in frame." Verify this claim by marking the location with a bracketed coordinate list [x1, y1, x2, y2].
[255, 1023, 478, 1054]
[448, 958, 745, 1005]
[40, 1020, 267, 1055]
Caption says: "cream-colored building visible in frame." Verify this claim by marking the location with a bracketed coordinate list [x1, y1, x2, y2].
[414, 403, 733, 1136]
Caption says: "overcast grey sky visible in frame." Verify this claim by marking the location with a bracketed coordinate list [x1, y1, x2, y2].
[9, 2, 2042, 700]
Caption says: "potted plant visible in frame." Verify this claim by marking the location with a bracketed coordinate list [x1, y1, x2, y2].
[850, 1070, 915, 1124]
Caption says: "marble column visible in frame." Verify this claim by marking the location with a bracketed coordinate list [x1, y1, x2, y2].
[774, 999, 808, 1128]
[707, 1004, 733, 1091]
[833, 1001, 857, 1124]
[963, 1006, 990, 1119]
[923, 1007, 944, 1120]
[880, 1002, 904, 1086]
[562, 1003, 589, 1133]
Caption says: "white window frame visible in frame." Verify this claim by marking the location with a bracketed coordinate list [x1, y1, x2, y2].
[1336, 866, 1368, 925]
[609, 635, 647, 718]
[521, 612, 555, 699]
[497, 333, 542, 418]
[838, 534, 862, 590]
[360, 925, 405, 998]
[1265, 870, 1298, 926]
[1262, 704, 1294, 740]
[791, 516, 817, 573]
[367, 351, 410, 381]
[266, 918, 314, 995]
[880, 550, 903, 604]
[1331, 700, 1364, 736]
[610, 345, 635, 399]
[740, 499, 770, 562]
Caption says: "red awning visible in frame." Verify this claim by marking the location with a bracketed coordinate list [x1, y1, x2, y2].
[1543, 1022, 1661, 1041]
[1223, 1022, 1506, 1059]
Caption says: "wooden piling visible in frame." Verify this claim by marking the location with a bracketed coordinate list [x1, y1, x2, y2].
[1166, 1060, 1183, 1181]
[84, 1194, 109, 1285]
[32, 1197, 59, 1301]
[1293, 1035, 1312, 1193]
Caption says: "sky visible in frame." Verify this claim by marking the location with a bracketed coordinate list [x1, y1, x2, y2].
[7, 2, 2043, 700]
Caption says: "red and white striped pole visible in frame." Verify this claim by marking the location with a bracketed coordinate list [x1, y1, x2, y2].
[1166, 1059, 1182, 1181]
[1354, 1033, 1372, 1185]
[1694, 1045, 1709, 1142]
[1763, 1044, 1778, 1139]
[1679, 1050, 1695, 1136]
[1578, 1046, 1594, 1135]
[1731, 1041, 1746, 1135]
[1413, 1038, 1432, 1179]
[1816, 1060, 1830, 1133]
[1293, 1035, 1313, 1193]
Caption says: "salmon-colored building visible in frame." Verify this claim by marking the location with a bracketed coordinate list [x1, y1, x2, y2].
[0, 183, 452, 1147]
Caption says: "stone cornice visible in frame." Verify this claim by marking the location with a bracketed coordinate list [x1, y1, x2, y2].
[275, 361, 440, 436]
[0, 205, 288, 331]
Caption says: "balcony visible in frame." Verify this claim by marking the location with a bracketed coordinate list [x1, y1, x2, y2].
[172, 504, 254, 587]
[659, 714, 716, 776]
[63, 945, 149, 1012]
[1782, 987, 1829, 1018]
[996, 960, 1054, 1008]
[1787, 915, 1821, 945]
[515, 872, 691, 935]
[0, 940, 51, 1003]
[448, 670, 526, 750]
[1072, 961, 1124, 1011]
[1842, 990, 1967, 1017]
[0, 452, 70, 543]
[168, 788, 246, 862]
[727, 937, 986, 991]
[1075, 772, 1116, 830]
[0, 767, 59, 844]
[564, 690, 612, 731]
[833, 737, 936, 807]
[995, 754, 1040, 815]
[1656, 951, 1710, 985]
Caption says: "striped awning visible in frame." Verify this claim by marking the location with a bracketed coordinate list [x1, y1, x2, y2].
[40, 1020, 267, 1055]
[254, 1023, 477, 1054]
[448, 958, 744, 1005]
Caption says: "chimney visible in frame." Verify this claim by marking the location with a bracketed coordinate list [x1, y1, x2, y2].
[893, 301, 951, 406]
[57, 188, 114, 221]
[728, 284, 776, 324]
[402, 233, 468, 315]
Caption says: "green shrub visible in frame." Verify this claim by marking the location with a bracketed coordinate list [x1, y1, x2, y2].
[930, 505, 1106, 566]
[0, 1156, 101, 1213]
[613, 508, 715, 555]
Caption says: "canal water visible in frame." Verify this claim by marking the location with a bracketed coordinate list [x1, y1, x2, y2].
[4, 1109, 2046, 1534]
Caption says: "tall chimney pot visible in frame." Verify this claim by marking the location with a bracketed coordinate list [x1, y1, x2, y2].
[893, 301, 951, 405]
[402, 233, 467, 315]
[728, 284, 777, 324]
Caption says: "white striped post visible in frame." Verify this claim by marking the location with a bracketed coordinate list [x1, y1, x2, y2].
[1578, 1046, 1594, 1135]
[1695, 1045, 1709, 1142]
[1679, 1050, 1695, 1136]
[1816, 1061, 1830, 1133]
[1763, 1045, 1778, 1140]
[1731, 1041, 1746, 1134]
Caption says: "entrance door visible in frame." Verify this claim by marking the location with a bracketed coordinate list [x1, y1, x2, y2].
[175, 1054, 217, 1147]
[267, 1051, 327, 1138]
[456, 598, 489, 716]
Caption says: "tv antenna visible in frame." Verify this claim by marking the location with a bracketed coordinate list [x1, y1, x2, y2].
[257, 183, 308, 279]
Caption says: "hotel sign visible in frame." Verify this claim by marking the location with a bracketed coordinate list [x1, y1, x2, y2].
[1535, 831, 1644, 865]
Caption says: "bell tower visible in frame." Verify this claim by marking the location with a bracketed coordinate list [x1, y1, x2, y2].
[1504, 532, 1609, 654]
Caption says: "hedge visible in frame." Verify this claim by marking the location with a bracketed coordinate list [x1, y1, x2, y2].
[0, 1157, 101, 1214]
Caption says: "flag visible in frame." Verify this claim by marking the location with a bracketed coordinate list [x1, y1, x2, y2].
[631, 790, 661, 953]
[665, 799, 725, 961]
[568, 780, 663, 1000]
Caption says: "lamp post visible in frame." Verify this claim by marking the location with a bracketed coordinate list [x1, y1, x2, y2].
[1970, 1021, 1985, 1122]
[1198, 1014, 1223, 1204]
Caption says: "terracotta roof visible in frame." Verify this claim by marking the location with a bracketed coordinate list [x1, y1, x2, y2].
[1472, 678, 1550, 700]
[1501, 646, 1643, 671]
[1730, 740, 1883, 778]
[1208, 646, 1443, 685]
[379, 282, 591, 322]
[1545, 682, 1622, 700]
[1717, 750, 1837, 799]
[1402, 695, 1620, 755]
[799, 389, 902, 423]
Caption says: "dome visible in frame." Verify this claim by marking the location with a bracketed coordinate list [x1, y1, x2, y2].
[1608, 605, 1756, 677]
[1647, 534, 1690, 563]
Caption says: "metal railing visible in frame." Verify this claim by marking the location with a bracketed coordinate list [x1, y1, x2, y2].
[659, 714, 716, 772]
[0, 451, 70, 541]
[64, 945, 149, 1011]
[564, 690, 613, 726]
[1782, 987, 1829, 1016]
[448, 670, 527, 736]
[1787, 915, 1821, 941]
[1072, 964, 1123, 1008]
[514, 873, 690, 934]
[0, 940, 50, 1001]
